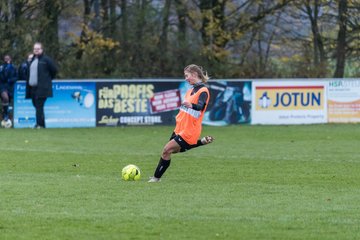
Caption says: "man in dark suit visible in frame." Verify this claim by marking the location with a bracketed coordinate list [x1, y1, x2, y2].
[25, 42, 58, 128]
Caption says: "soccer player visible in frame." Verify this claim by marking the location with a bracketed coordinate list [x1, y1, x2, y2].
[148, 64, 214, 182]
[0, 55, 17, 122]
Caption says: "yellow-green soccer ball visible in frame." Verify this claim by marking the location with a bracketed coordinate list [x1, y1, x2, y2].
[122, 164, 141, 181]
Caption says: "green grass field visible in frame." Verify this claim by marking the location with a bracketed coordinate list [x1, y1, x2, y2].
[0, 124, 359, 240]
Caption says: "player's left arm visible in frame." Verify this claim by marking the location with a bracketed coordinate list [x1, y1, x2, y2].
[191, 92, 208, 111]
[7, 65, 18, 83]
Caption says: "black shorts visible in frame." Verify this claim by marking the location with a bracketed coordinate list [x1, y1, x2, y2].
[170, 132, 191, 151]
[0, 84, 13, 97]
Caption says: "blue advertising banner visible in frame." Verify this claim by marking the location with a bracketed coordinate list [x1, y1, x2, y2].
[13, 81, 96, 128]
[204, 81, 252, 126]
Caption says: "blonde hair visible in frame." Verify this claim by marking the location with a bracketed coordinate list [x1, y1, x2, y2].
[184, 64, 210, 83]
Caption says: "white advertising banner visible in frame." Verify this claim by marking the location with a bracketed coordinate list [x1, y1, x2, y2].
[328, 79, 360, 123]
[252, 80, 327, 124]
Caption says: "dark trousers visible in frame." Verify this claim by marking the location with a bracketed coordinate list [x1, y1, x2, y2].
[31, 95, 47, 128]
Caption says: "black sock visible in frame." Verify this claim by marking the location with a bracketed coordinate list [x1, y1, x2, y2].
[195, 139, 203, 147]
[3, 104, 8, 119]
[154, 157, 171, 178]
[184, 140, 203, 151]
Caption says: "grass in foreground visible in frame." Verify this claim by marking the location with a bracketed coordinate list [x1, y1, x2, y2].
[0, 124, 359, 240]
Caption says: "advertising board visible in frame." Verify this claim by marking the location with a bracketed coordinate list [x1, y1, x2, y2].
[328, 79, 360, 123]
[13, 81, 96, 128]
[252, 80, 327, 124]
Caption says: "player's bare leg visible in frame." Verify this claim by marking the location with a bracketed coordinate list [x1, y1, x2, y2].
[162, 140, 181, 159]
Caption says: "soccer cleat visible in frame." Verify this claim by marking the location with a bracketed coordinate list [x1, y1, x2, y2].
[201, 136, 215, 145]
[148, 177, 161, 183]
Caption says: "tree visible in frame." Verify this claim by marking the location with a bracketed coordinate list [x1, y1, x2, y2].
[300, 0, 327, 76]
[39, 0, 65, 60]
[158, 0, 172, 74]
[334, 0, 347, 78]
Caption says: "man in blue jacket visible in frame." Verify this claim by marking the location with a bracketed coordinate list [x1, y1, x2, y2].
[0, 55, 17, 122]
[25, 42, 58, 128]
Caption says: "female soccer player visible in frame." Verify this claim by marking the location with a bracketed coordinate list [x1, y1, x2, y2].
[0, 55, 17, 123]
[148, 64, 214, 182]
